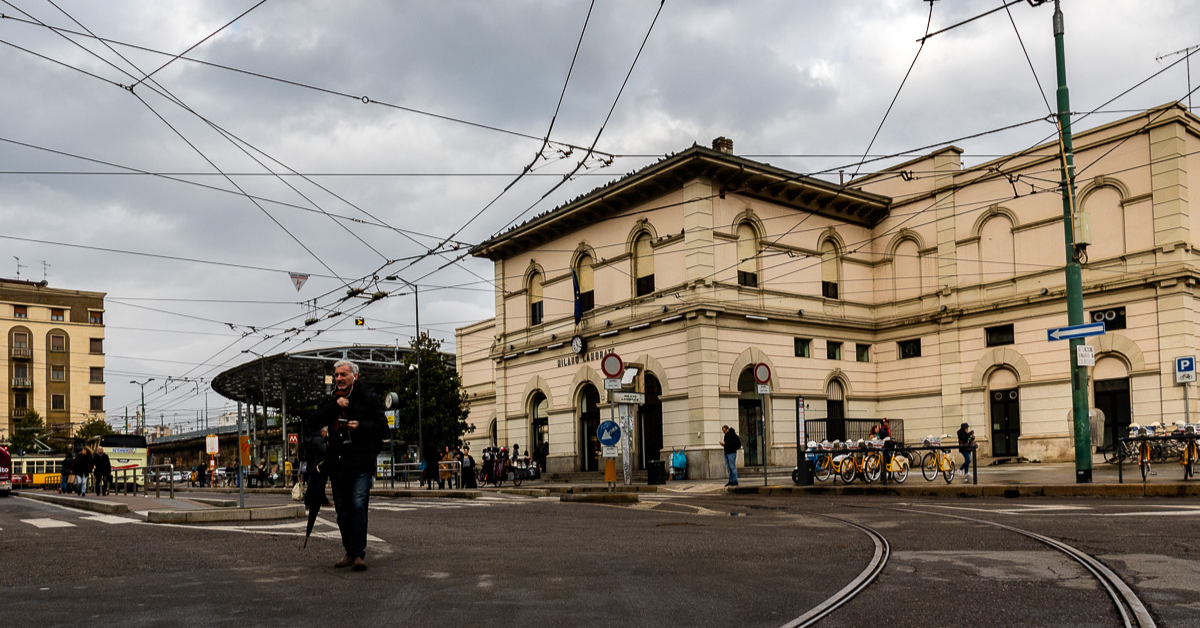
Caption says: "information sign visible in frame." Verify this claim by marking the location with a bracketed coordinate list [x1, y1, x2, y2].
[756, 384, 770, 395]
[604, 378, 623, 390]
[597, 420, 621, 447]
[1176, 356, 1196, 384]
[1076, 345, 1095, 367]
[602, 445, 619, 458]
[611, 392, 645, 405]
[205, 434, 219, 455]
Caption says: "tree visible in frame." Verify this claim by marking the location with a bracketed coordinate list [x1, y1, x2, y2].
[10, 410, 49, 455]
[383, 332, 472, 454]
[75, 416, 113, 441]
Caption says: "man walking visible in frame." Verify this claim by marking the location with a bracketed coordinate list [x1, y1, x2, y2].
[306, 359, 386, 571]
[720, 425, 741, 487]
[72, 446, 94, 496]
[93, 447, 112, 496]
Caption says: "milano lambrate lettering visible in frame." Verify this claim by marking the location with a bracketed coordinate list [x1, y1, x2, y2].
[557, 348, 610, 369]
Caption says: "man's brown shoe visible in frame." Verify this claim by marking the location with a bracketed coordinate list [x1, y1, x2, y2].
[352, 557, 367, 571]
[334, 555, 354, 569]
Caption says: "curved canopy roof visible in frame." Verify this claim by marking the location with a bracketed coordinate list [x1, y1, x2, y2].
[211, 345, 448, 409]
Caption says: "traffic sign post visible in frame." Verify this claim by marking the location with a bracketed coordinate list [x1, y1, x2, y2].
[754, 363, 771, 487]
[794, 396, 811, 486]
[598, 419, 620, 492]
[1047, 321, 1106, 483]
[601, 353, 622, 491]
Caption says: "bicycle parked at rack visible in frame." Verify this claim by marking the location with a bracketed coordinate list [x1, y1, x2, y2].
[919, 436, 956, 483]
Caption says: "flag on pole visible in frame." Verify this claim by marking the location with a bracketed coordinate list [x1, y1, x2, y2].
[572, 269, 582, 325]
[289, 272, 310, 292]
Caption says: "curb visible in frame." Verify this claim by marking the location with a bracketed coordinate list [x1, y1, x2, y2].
[497, 488, 551, 498]
[543, 485, 657, 494]
[146, 504, 305, 524]
[560, 492, 639, 504]
[727, 482, 1200, 498]
[371, 489, 481, 499]
[19, 492, 130, 514]
[189, 497, 238, 507]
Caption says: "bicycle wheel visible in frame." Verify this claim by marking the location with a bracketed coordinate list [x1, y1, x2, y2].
[942, 456, 956, 484]
[814, 455, 832, 482]
[512, 473, 522, 487]
[1102, 446, 1118, 465]
[863, 454, 880, 483]
[892, 458, 909, 483]
[1186, 443, 1196, 479]
[839, 458, 856, 483]
[921, 452, 938, 481]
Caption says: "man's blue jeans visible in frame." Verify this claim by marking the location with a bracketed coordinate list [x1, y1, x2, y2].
[331, 471, 373, 559]
[725, 452, 738, 484]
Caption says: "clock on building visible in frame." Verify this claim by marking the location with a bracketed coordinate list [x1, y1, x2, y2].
[571, 335, 586, 354]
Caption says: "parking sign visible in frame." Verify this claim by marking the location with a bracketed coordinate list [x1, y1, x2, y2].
[1176, 356, 1196, 384]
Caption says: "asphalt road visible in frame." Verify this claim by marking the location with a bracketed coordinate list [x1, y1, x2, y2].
[2, 490, 1198, 627]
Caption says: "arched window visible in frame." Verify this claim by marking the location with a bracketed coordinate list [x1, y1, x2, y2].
[575, 253, 595, 314]
[820, 238, 841, 299]
[634, 232, 655, 297]
[979, 215, 1015, 282]
[736, 223, 759, 287]
[736, 368, 764, 466]
[530, 392, 549, 472]
[1083, 186, 1124, 262]
[528, 270, 543, 326]
[893, 238, 921, 300]
[579, 384, 601, 472]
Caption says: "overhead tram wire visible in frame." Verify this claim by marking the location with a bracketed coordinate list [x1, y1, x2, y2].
[0, 11, 615, 162]
[1003, 0, 1055, 117]
[125, 0, 269, 89]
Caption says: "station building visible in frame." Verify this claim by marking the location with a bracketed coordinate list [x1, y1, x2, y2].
[1, 278, 106, 442]
[455, 103, 1200, 479]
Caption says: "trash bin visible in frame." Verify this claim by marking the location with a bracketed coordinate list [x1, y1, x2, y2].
[646, 459, 667, 485]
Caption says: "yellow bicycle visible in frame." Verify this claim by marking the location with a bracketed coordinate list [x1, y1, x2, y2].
[921, 447, 956, 483]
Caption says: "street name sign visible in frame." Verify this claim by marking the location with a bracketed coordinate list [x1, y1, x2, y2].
[611, 392, 645, 405]
[1176, 356, 1196, 384]
[1046, 322, 1105, 342]
[597, 420, 621, 447]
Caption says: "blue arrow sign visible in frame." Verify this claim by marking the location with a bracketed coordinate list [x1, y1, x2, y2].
[1046, 322, 1105, 342]
[597, 420, 621, 447]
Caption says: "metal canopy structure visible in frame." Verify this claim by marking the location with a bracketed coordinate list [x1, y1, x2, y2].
[211, 345, 441, 409]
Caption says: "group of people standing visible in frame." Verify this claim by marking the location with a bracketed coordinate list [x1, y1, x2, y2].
[58, 446, 112, 496]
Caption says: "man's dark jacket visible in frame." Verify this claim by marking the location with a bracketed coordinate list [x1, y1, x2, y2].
[306, 383, 386, 477]
[722, 429, 742, 454]
[94, 453, 112, 477]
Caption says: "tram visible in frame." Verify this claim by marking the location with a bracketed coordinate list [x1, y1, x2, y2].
[0, 445, 11, 495]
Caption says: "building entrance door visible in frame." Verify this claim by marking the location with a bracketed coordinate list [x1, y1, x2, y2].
[990, 388, 1021, 457]
[637, 375, 663, 470]
[579, 385, 600, 472]
[738, 399, 762, 467]
[1094, 378, 1131, 452]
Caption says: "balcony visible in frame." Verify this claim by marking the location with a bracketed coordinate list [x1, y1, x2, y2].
[11, 377, 32, 389]
[10, 347, 31, 359]
[11, 410, 29, 421]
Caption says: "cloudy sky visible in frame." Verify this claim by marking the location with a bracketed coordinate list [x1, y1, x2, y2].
[2, 0, 1197, 432]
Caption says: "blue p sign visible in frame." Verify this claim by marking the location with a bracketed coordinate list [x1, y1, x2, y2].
[1176, 356, 1196, 384]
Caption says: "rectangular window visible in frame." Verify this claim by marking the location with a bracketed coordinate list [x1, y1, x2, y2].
[90, 396, 104, 412]
[51, 365, 65, 381]
[14, 364, 28, 378]
[530, 300, 544, 326]
[14, 393, 27, 409]
[13, 332, 28, 348]
[986, 324, 1015, 347]
[737, 270, 758, 288]
[1090, 306, 1126, 331]
[579, 290, 595, 313]
[827, 341, 842, 360]
[90, 367, 104, 383]
[52, 395, 65, 411]
[51, 308, 65, 321]
[636, 274, 655, 297]
[898, 338, 922, 359]
[89, 311, 103, 325]
[821, 281, 839, 300]
[50, 335, 66, 352]
[90, 338, 103, 354]
[794, 338, 811, 358]
[13, 305, 27, 318]
[856, 344, 871, 362]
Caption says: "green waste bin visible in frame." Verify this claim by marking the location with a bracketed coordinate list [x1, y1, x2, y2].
[647, 459, 667, 485]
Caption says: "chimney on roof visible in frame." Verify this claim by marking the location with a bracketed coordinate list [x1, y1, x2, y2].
[712, 136, 733, 154]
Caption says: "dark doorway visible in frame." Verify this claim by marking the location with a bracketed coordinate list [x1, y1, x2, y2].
[990, 388, 1021, 457]
[737, 368, 763, 467]
[531, 393, 548, 472]
[827, 381, 846, 441]
[638, 374, 663, 470]
[579, 385, 601, 472]
[1094, 378, 1131, 452]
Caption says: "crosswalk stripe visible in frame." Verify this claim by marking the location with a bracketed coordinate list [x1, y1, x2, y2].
[81, 514, 136, 525]
[22, 518, 75, 529]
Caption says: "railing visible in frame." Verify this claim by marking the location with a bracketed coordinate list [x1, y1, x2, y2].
[113, 464, 176, 498]
[10, 377, 31, 389]
[804, 418, 905, 444]
[10, 347, 31, 359]
[385, 460, 462, 488]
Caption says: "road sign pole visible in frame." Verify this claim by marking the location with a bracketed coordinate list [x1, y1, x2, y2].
[760, 392, 767, 487]
[237, 401, 245, 509]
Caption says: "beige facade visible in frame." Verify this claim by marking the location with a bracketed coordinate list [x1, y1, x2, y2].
[1, 279, 106, 442]
[457, 104, 1200, 478]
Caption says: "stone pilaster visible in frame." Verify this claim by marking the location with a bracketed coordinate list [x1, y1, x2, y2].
[685, 311, 722, 478]
[682, 179, 715, 282]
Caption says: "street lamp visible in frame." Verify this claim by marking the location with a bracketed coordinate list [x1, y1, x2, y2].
[389, 278, 423, 469]
[130, 378, 154, 435]
[242, 349, 280, 483]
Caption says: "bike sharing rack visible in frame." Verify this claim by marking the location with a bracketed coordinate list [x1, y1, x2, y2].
[1117, 433, 1200, 483]
[797, 443, 979, 486]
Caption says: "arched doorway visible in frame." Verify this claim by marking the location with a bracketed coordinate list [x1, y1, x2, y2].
[530, 392, 549, 472]
[737, 368, 763, 467]
[826, 380, 846, 441]
[638, 374, 663, 470]
[1093, 357, 1131, 453]
[988, 368, 1020, 457]
[579, 385, 601, 472]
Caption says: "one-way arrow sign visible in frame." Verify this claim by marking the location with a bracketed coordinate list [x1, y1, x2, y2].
[1046, 322, 1105, 342]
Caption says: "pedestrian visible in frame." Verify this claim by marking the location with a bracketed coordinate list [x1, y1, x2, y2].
[73, 446, 94, 496]
[878, 417, 896, 470]
[256, 461, 268, 488]
[958, 422, 976, 481]
[60, 450, 74, 494]
[439, 446, 454, 489]
[303, 426, 331, 507]
[720, 425, 741, 487]
[93, 447, 112, 496]
[460, 445, 477, 489]
[306, 359, 386, 571]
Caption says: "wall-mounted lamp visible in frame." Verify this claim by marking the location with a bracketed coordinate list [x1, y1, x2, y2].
[605, 320, 612, 327]
[797, 309, 804, 317]
[1040, 287, 1049, 296]
[939, 305, 948, 312]
[661, 305, 668, 313]
[550, 333, 557, 340]
[508, 344, 514, 350]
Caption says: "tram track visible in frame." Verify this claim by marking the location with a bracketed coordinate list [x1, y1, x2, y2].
[777, 512, 891, 628]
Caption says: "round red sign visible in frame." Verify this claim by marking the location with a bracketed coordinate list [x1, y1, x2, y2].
[601, 353, 624, 378]
[753, 362, 771, 384]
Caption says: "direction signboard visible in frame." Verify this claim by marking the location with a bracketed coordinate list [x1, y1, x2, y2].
[1046, 322, 1105, 342]
[597, 420, 621, 447]
[611, 392, 645, 405]
[1176, 356, 1196, 384]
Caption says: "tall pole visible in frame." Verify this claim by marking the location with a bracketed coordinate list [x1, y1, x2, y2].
[1051, 0, 1092, 483]
[406, 282, 423, 464]
[237, 401, 245, 508]
[131, 378, 154, 436]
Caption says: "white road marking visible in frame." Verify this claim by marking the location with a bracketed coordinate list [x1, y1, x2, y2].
[23, 518, 75, 528]
[80, 514, 136, 525]
[926, 504, 1093, 515]
[1103, 510, 1200, 517]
